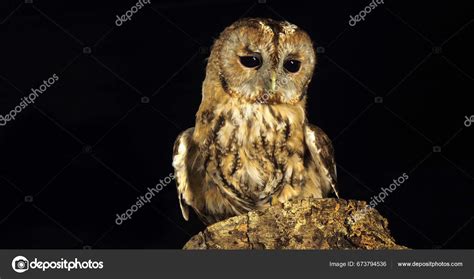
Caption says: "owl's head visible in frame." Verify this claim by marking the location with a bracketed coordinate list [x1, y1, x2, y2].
[207, 18, 316, 105]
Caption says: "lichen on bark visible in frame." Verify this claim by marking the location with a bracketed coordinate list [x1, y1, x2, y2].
[183, 198, 407, 250]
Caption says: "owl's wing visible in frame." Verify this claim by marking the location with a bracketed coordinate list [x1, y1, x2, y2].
[172, 127, 196, 221]
[304, 124, 340, 198]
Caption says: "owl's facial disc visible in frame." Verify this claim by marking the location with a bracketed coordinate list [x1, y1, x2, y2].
[216, 18, 316, 105]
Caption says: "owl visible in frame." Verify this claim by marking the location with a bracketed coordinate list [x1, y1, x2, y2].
[173, 18, 339, 225]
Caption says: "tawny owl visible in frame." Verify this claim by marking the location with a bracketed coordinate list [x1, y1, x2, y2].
[173, 18, 339, 225]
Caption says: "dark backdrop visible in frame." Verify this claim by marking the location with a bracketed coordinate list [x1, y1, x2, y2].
[0, 0, 473, 249]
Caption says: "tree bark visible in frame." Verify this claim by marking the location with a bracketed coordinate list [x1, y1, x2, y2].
[183, 198, 407, 249]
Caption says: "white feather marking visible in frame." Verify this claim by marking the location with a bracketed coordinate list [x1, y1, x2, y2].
[172, 129, 195, 220]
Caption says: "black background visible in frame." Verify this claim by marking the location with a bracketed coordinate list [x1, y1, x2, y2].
[0, 0, 473, 249]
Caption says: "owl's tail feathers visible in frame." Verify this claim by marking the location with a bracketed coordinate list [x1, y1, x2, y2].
[321, 147, 340, 199]
[178, 194, 190, 221]
[172, 128, 195, 221]
[304, 124, 340, 199]
[330, 179, 340, 199]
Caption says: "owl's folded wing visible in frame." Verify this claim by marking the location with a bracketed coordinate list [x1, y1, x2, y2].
[172, 128, 196, 221]
[304, 124, 340, 198]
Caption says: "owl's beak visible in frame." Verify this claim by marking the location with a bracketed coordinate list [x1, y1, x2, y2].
[270, 72, 277, 92]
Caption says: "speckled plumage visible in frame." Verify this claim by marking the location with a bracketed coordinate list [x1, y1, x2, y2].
[173, 18, 338, 225]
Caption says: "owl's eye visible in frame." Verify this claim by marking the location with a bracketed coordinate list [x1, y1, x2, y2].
[239, 55, 262, 68]
[284, 59, 301, 73]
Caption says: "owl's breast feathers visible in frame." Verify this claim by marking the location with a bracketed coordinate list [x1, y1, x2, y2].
[173, 100, 338, 224]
